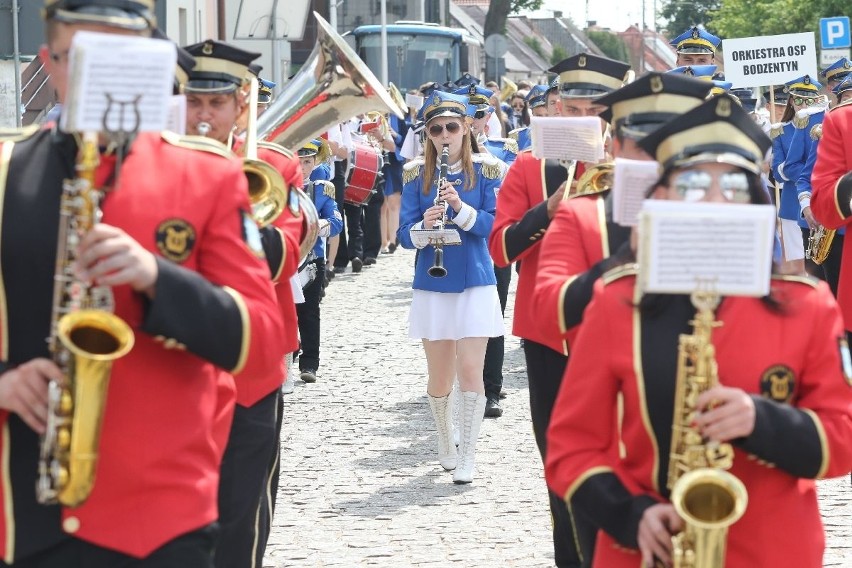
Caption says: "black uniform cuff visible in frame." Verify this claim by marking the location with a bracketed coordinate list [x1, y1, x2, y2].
[570, 471, 658, 549]
[141, 257, 245, 371]
[836, 172, 852, 219]
[562, 243, 631, 329]
[504, 201, 551, 261]
[260, 226, 285, 281]
[735, 395, 824, 478]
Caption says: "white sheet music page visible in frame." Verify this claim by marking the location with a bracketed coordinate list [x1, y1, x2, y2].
[410, 228, 462, 248]
[637, 201, 775, 297]
[529, 117, 604, 163]
[612, 158, 660, 227]
[61, 31, 176, 133]
[165, 95, 187, 135]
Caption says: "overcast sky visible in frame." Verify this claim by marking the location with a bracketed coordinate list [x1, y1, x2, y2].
[522, 0, 661, 32]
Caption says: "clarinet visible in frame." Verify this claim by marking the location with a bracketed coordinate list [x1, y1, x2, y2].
[428, 144, 451, 278]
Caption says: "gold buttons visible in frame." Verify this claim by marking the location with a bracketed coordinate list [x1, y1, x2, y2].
[63, 516, 81, 533]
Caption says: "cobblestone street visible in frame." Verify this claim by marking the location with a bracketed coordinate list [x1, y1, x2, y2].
[265, 248, 851, 567]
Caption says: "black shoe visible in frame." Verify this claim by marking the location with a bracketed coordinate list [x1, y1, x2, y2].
[333, 266, 346, 274]
[325, 268, 335, 281]
[388, 242, 397, 254]
[364, 257, 377, 266]
[484, 397, 503, 418]
[498, 390, 507, 400]
[351, 257, 363, 273]
[300, 369, 317, 383]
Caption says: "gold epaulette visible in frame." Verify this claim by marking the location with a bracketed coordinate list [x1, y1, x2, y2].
[769, 124, 784, 140]
[257, 140, 295, 159]
[810, 123, 823, 141]
[316, 179, 336, 199]
[770, 273, 819, 288]
[476, 154, 504, 180]
[402, 157, 423, 185]
[503, 137, 519, 154]
[602, 263, 638, 285]
[0, 125, 39, 142]
[507, 128, 522, 141]
[161, 131, 234, 159]
[793, 114, 809, 129]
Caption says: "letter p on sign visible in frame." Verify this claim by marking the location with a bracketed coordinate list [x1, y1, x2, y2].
[821, 17, 851, 49]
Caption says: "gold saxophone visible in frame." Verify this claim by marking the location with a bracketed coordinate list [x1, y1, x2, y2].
[806, 225, 836, 265]
[666, 289, 747, 568]
[37, 132, 135, 507]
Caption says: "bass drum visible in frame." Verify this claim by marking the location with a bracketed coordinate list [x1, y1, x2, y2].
[344, 141, 384, 206]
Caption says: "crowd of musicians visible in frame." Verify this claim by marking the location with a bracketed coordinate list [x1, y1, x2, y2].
[0, 1, 850, 567]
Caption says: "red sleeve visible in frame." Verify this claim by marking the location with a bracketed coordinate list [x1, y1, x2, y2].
[489, 153, 541, 267]
[811, 108, 852, 229]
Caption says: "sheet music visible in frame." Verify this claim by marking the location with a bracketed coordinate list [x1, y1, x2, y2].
[406, 93, 424, 111]
[637, 201, 775, 297]
[612, 158, 660, 227]
[165, 95, 186, 135]
[529, 117, 605, 163]
[61, 31, 176, 133]
[410, 228, 462, 248]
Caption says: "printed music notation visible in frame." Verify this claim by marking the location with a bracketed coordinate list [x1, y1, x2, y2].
[637, 201, 775, 297]
[529, 116, 605, 163]
[612, 158, 660, 227]
[62, 31, 176, 134]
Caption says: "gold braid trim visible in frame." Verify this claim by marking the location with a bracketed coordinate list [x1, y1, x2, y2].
[503, 138, 519, 153]
[402, 160, 422, 185]
[793, 115, 809, 129]
[161, 131, 234, 159]
[319, 180, 336, 199]
[480, 161, 503, 180]
[770, 125, 784, 140]
[810, 123, 823, 141]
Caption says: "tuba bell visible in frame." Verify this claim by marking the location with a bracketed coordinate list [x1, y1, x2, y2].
[387, 82, 408, 117]
[255, 12, 404, 151]
[500, 76, 518, 102]
[575, 162, 614, 196]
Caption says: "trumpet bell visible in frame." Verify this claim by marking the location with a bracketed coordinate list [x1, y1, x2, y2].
[243, 158, 288, 228]
[292, 186, 321, 261]
[256, 12, 404, 151]
[575, 162, 614, 196]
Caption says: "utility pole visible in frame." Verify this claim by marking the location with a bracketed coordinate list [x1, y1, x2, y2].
[12, 0, 22, 127]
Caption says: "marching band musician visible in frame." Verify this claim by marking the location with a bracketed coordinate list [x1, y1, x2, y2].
[811, 71, 852, 338]
[456, 84, 519, 166]
[182, 39, 303, 568]
[821, 57, 852, 105]
[487, 52, 630, 568]
[508, 82, 554, 152]
[771, 75, 824, 275]
[294, 140, 343, 384]
[670, 26, 722, 67]
[533, 71, 712, 364]
[546, 94, 852, 568]
[0, 1, 286, 565]
[380, 106, 409, 255]
[398, 91, 506, 484]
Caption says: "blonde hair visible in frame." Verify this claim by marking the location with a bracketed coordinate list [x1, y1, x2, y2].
[422, 122, 475, 194]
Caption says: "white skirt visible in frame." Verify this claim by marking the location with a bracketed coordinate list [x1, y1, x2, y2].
[408, 285, 504, 340]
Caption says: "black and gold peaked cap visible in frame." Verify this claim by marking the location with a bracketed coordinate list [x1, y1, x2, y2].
[43, 0, 155, 31]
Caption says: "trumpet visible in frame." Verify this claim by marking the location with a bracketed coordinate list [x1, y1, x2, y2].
[428, 144, 451, 278]
[575, 162, 614, 196]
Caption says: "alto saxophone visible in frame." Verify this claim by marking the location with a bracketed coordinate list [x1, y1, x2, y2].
[805, 225, 836, 265]
[37, 132, 135, 507]
[666, 289, 747, 568]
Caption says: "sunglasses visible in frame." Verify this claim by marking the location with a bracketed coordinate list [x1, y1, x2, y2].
[792, 95, 819, 106]
[428, 122, 462, 136]
[672, 170, 751, 203]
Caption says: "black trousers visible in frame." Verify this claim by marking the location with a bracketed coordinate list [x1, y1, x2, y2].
[6, 525, 217, 568]
[296, 258, 325, 371]
[483, 264, 512, 400]
[215, 389, 281, 568]
[822, 232, 843, 298]
[333, 161, 364, 266]
[524, 339, 595, 568]
[363, 190, 384, 259]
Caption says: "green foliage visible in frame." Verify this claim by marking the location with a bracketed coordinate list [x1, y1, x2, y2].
[586, 31, 630, 64]
[551, 44, 568, 65]
[710, 0, 850, 40]
[485, 0, 544, 36]
[510, 0, 544, 13]
[659, 0, 721, 37]
[524, 36, 546, 58]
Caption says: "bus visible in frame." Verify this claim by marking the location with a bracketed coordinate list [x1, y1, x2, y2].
[350, 22, 482, 93]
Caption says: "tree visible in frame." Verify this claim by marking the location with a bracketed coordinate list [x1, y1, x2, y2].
[710, 0, 849, 40]
[551, 44, 568, 66]
[586, 31, 630, 64]
[659, 0, 721, 38]
[484, 0, 544, 38]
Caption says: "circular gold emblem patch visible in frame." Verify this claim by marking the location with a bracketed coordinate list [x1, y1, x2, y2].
[155, 219, 196, 263]
[759, 364, 795, 403]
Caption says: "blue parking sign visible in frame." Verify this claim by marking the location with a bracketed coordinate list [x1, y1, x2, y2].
[821, 17, 851, 49]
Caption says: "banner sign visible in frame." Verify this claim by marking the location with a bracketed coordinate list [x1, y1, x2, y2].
[723, 32, 818, 88]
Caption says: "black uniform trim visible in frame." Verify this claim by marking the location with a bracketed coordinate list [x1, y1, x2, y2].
[735, 397, 827, 478]
[503, 201, 550, 260]
[259, 225, 285, 282]
[569, 470, 659, 549]
[834, 172, 852, 219]
[640, 294, 695, 499]
[141, 257, 246, 372]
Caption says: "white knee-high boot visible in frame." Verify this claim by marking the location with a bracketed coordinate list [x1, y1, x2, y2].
[427, 393, 457, 470]
[453, 391, 486, 484]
